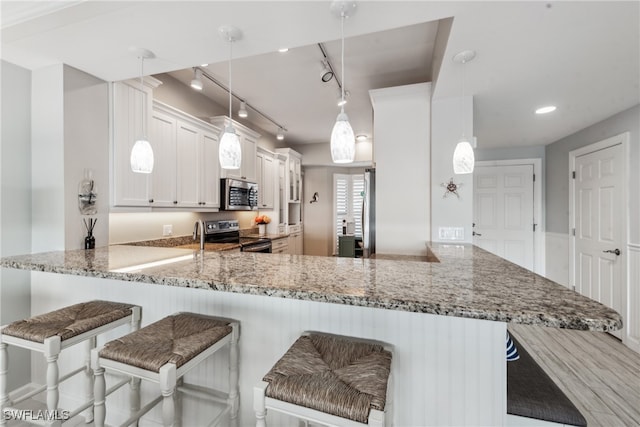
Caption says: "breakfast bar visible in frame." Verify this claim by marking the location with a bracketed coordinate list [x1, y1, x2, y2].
[1, 244, 621, 426]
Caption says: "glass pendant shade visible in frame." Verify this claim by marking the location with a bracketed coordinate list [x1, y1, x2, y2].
[453, 137, 475, 174]
[330, 112, 355, 164]
[130, 138, 154, 174]
[219, 125, 242, 170]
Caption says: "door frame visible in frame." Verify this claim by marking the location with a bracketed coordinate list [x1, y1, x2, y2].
[568, 132, 629, 340]
[475, 158, 543, 275]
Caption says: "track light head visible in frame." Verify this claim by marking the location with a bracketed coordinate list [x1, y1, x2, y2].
[238, 101, 248, 118]
[191, 68, 203, 91]
[320, 60, 334, 82]
[276, 128, 285, 140]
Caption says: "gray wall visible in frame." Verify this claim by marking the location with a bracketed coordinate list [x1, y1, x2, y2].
[1, 60, 32, 389]
[545, 105, 640, 238]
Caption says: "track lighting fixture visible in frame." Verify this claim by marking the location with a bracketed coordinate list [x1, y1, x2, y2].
[130, 48, 155, 174]
[277, 128, 285, 141]
[320, 60, 334, 82]
[190, 68, 203, 91]
[337, 90, 350, 107]
[238, 101, 248, 118]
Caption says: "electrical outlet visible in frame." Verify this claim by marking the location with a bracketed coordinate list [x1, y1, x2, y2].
[163, 224, 173, 236]
[438, 227, 464, 241]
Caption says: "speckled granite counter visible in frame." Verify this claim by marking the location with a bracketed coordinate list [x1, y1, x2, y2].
[0, 243, 621, 332]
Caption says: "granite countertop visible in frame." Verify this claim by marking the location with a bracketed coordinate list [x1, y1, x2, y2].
[0, 244, 622, 331]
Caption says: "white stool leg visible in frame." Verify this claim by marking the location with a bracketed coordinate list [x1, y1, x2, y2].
[159, 364, 177, 427]
[83, 336, 96, 423]
[368, 409, 385, 427]
[91, 349, 106, 427]
[129, 377, 141, 427]
[174, 378, 183, 427]
[229, 323, 240, 421]
[0, 341, 8, 427]
[130, 306, 142, 332]
[254, 381, 268, 427]
[44, 336, 62, 414]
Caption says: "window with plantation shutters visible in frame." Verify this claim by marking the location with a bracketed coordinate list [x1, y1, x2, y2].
[333, 173, 364, 255]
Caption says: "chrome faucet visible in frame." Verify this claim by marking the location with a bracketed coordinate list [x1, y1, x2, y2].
[193, 220, 205, 251]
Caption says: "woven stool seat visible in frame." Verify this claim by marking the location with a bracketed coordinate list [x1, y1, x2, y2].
[262, 333, 392, 424]
[99, 312, 233, 372]
[2, 300, 136, 343]
[93, 313, 239, 427]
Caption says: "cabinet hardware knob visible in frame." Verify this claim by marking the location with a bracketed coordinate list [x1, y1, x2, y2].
[173, 201, 178, 204]
[472, 231, 482, 236]
[149, 199, 154, 203]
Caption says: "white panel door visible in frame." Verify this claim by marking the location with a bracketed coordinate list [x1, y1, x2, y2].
[574, 143, 624, 338]
[474, 165, 534, 270]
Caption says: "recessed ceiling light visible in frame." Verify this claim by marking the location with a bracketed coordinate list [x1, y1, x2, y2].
[535, 105, 557, 114]
[201, 63, 209, 67]
[278, 48, 289, 53]
[355, 134, 368, 142]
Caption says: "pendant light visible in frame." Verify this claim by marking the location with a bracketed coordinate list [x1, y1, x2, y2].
[452, 50, 476, 175]
[329, 1, 356, 164]
[218, 26, 243, 170]
[130, 48, 155, 174]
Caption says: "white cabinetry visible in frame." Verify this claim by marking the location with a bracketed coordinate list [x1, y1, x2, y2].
[271, 237, 289, 254]
[112, 94, 221, 210]
[256, 147, 275, 209]
[112, 78, 162, 207]
[275, 148, 303, 226]
[288, 224, 303, 255]
[209, 117, 259, 182]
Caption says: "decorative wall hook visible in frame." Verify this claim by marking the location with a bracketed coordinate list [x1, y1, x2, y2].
[310, 192, 319, 203]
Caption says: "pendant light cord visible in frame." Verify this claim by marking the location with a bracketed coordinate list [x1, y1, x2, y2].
[461, 57, 466, 139]
[228, 38, 233, 121]
[140, 56, 145, 138]
[340, 9, 345, 114]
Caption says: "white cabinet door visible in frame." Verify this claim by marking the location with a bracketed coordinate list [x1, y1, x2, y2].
[112, 81, 152, 206]
[176, 120, 200, 208]
[241, 135, 257, 182]
[256, 151, 275, 209]
[149, 110, 177, 207]
[200, 131, 220, 208]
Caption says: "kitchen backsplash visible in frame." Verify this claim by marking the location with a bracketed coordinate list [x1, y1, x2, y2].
[109, 211, 262, 244]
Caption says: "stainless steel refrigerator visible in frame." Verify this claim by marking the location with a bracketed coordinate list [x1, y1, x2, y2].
[362, 168, 376, 258]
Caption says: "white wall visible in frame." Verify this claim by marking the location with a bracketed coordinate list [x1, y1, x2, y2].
[292, 140, 373, 167]
[31, 64, 65, 252]
[1, 60, 32, 389]
[64, 66, 109, 249]
[431, 95, 473, 243]
[370, 83, 431, 255]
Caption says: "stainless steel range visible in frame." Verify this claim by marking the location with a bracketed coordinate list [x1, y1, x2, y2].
[196, 220, 271, 253]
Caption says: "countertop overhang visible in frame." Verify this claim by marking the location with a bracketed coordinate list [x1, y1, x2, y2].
[0, 243, 622, 332]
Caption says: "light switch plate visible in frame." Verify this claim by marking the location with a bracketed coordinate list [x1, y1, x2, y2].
[439, 227, 464, 241]
[163, 224, 173, 236]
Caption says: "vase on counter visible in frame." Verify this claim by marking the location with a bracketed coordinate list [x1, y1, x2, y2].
[258, 224, 266, 235]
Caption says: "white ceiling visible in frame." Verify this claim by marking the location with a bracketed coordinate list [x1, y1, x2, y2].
[2, 1, 638, 150]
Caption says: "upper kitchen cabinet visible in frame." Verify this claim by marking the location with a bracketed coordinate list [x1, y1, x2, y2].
[112, 77, 162, 207]
[256, 147, 275, 209]
[209, 116, 259, 182]
[112, 90, 222, 210]
[275, 148, 303, 226]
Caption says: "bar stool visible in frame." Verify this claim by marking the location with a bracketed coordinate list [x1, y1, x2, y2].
[0, 300, 141, 426]
[254, 332, 393, 427]
[92, 312, 240, 427]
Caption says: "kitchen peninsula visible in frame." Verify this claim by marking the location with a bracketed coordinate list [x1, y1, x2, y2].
[1, 244, 621, 426]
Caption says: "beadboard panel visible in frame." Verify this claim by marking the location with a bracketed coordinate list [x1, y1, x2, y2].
[627, 244, 640, 353]
[545, 232, 570, 288]
[29, 271, 507, 426]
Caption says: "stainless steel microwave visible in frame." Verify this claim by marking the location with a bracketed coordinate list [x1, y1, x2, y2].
[220, 178, 259, 211]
